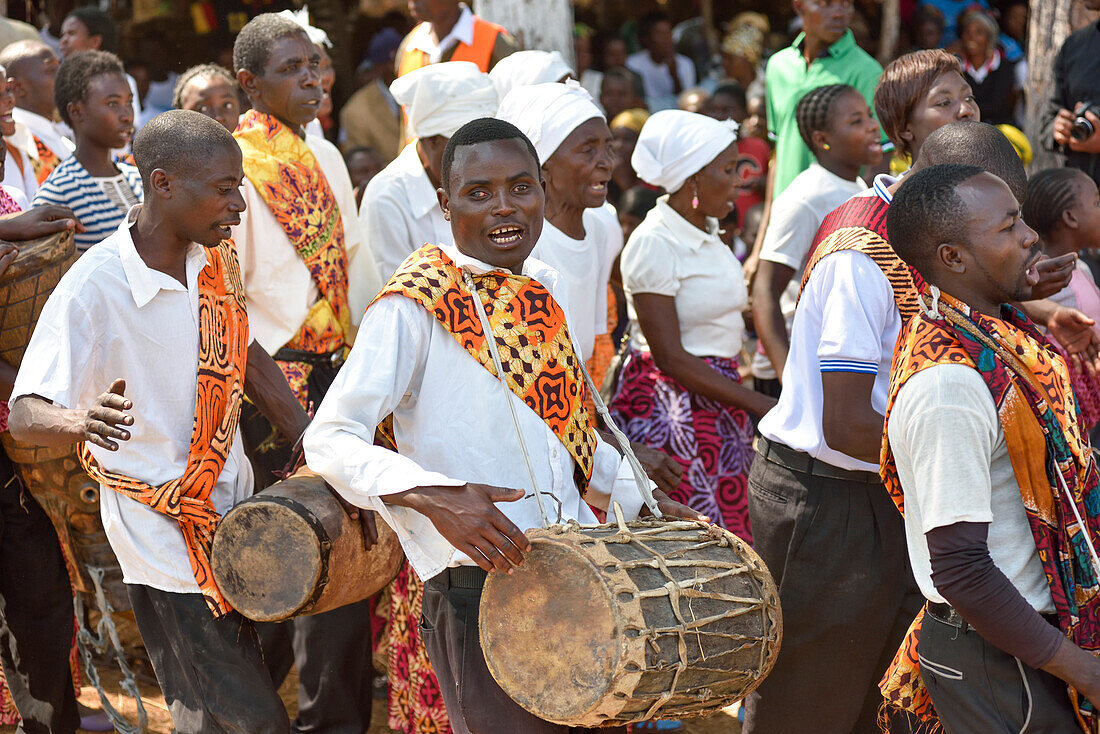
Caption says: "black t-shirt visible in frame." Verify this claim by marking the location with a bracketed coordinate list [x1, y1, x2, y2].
[1042, 20, 1100, 186]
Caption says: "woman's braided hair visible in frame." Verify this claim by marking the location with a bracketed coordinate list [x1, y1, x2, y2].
[172, 63, 236, 110]
[795, 83, 858, 153]
[1024, 167, 1087, 238]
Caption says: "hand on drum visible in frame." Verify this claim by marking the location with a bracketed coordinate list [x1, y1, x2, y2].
[0, 205, 85, 241]
[329, 489, 379, 550]
[643, 489, 710, 524]
[630, 442, 684, 494]
[389, 483, 531, 574]
[0, 243, 16, 276]
[84, 378, 133, 451]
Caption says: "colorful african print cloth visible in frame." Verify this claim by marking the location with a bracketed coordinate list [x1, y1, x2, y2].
[798, 193, 923, 325]
[880, 289, 1100, 732]
[30, 136, 60, 185]
[388, 562, 451, 734]
[234, 109, 351, 403]
[79, 242, 249, 617]
[374, 245, 598, 494]
[608, 349, 754, 541]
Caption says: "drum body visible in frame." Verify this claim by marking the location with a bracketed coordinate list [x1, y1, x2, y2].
[479, 519, 782, 727]
[0, 231, 129, 610]
[211, 471, 404, 621]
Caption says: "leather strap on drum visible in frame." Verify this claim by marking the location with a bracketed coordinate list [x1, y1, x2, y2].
[80, 241, 249, 617]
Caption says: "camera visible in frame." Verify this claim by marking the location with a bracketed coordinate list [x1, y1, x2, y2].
[1071, 103, 1100, 142]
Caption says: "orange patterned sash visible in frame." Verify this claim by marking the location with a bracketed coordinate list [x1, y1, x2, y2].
[234, 110, 350, 401]
[373, 245, 597, 493]
[31, 136, 60, 184]
[79, 242, 249, 616]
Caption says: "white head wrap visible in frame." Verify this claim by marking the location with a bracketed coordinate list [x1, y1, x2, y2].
[496, 80, 605, 164]
[488, 50, 574, 99]
[389, 61, 499, 140]
[632, 110, 738, 193]
[277, 7, 332, 48]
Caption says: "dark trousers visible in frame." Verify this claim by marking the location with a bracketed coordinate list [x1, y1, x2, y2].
[243, 358, 375, 733]
[743, 450, 924, 734]
[0, 456, 79, 734]
[920, 614, 1079, 734]
[127, 584, 290, 734]
[255, 601, 374, 734]
[422, 567, 629, 734]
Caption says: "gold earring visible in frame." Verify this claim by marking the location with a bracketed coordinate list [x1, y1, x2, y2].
[444, 210, 451, 221]
[822, 143, 831, 150]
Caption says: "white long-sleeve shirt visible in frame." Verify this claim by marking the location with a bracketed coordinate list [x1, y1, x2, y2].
[231, 133, 382, 353]
[358, 143, 451, 281]
[304, 244, 647, 582]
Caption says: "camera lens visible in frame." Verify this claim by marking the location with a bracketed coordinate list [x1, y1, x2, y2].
[1072, 116, 1096, 142]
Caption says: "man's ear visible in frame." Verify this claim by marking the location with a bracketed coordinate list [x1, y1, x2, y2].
[149, 168, 172, 199]
[90, 34, 103, 51]
[938, 242, 966, 274]
[436, 187, 450, 221]
[7, 78, 26, 103]
[236, 68, 258, 101]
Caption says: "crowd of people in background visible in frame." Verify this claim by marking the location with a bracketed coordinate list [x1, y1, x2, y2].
[2, 0, 1100, 733]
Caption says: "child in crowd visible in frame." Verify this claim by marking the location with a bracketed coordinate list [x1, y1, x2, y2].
[751, 84, 883, 397]
[172, 64, 241, 133]
[33, 50, 140, 252]
[1024, 167, 1100, 434]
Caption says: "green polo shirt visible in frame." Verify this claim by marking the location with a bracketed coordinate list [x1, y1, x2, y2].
[765, 30, 886, 197]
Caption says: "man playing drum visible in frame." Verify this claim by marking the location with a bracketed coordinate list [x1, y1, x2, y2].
[7, 109, 316, 733]
[881, 164, 1100, 732]
[304, 117, 703, 734]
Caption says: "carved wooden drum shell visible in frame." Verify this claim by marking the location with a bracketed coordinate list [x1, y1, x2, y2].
[211, 471, 404, 622]
[479, 519, 782, 727]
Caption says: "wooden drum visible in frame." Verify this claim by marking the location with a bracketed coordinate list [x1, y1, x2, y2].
[211, 470, 404, 622]
[0, 229, 76, 365]
[479, 517, 783, 727]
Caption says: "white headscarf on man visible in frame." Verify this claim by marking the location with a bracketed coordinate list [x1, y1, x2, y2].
[632, 109, 738, 194]
[390, 61, 499, 139]
[496, 80, 605, 165]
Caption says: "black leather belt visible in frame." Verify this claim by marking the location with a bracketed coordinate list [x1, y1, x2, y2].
[755, 436, 882, 484]
[273, 347, 345, 368]
[927, 601, 1058, 632]
[429, 565, 488, 590]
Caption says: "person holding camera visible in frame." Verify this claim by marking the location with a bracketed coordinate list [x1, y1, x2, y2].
[1041, 0, 1100, 186]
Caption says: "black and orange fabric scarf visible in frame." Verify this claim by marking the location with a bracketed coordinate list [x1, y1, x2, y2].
[80, 241, 249, 616]
[234, 109, 350, 403]
[880, 290, 1100, 732]
[31, 136, 60, 184]
[798, 192, 924, 324]
[373, 245, 598, 494]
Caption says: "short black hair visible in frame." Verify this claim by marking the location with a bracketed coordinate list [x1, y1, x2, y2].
[132, 109, 240, 195]
[233, 13, 309, 77]
[172, 63, 237, 109]
[887, 163, 985, 278]
[66, 7, 119, 53]
[711, 82, 747, 110]
[912, 121, 1026, 203]
[621, 185, 660, 221]
[795, 84, 860, 152]
[344, 145, 377, 162]
[54, 49, 126, 127]
[638, 11, 671, 40]
[441, 118, 539, 193]
[1024, 168, 1090, 238]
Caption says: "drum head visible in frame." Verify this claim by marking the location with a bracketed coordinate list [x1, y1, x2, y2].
[211, 496, 324, 621]
[479, 538, 621, 723]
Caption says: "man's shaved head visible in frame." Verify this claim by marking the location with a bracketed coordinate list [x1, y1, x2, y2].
[132, 109, 240, 194]
[911, 121, 1026, 203]
[0, 40, 53, 77]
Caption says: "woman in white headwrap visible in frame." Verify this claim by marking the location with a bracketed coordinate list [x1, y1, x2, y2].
[496, 81, 620, 367]
[488, 49, 573, 99]
[608, 109, 776, 544]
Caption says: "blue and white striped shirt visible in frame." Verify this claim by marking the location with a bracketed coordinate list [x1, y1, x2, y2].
[32, 156, 143, 252]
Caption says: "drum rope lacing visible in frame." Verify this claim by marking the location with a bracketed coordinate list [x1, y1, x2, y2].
[461, 270, 660, 527]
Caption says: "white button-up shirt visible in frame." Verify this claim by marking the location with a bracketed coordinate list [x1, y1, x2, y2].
[358, 143, 451, 281]
[232, 132, 382, 353]
[304, 244, 647, 582]
[407, 3, 476, 64]
[12, 216, 254, 593]
[12, 107, 75, 161]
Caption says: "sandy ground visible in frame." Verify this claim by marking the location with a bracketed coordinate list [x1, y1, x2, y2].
[0, 661, 743, 733]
